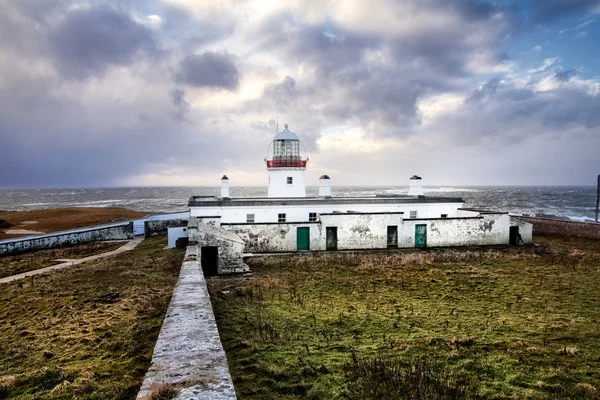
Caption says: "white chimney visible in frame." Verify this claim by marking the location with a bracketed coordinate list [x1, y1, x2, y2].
[319, 175, 331, 198]
[408, 175, 424, 196]
[221, 175, 230, 199]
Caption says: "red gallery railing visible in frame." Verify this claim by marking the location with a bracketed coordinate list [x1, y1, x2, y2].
[266, 159, 307, 168]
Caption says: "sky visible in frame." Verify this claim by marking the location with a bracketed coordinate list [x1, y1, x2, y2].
[0, 0, 599, 188]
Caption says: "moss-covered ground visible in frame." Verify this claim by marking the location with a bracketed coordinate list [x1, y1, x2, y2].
[0, 235, 185, 399]
[0, 241, 125, 279]
[208, 236, 600, 399]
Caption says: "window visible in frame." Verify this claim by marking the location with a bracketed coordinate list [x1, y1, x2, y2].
[246, 213, 255, 223]
[287, 177, 293, 184]
[441, 214, 448, 218]
[410, 210, 418, 219]
[278, 213, 286, 222]
[309, 212, 318, 222]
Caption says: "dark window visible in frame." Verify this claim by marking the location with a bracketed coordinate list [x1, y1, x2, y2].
[410, 210, 417, 219]
[247, 214, 255, 223]
[278, 213, 286, 222]
[287, 177, 293, 184]
[441, 214, 448, 218]
[309, 212, 318, 222]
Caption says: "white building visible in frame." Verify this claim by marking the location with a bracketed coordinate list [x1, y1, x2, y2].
[187, 124, 533, 275]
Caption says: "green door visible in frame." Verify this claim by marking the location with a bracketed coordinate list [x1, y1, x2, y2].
[415, 224, 427, 248]
[297, 227, 310, 251]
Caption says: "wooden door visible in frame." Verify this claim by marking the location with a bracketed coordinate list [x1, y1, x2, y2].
[326, 227, 338, 251]
[297, 227, 310, 251]
[415, 224, 427, 248]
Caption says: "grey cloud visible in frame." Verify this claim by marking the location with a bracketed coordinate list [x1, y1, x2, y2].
[174, 52, 239, 90]
[531, 0, 600, 22]
[554, 67, 583, 82]
[50, 5, 157, 79]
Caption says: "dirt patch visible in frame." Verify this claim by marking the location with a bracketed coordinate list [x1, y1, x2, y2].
[4, 229, 46, 235]
[0, 207, 148, 240]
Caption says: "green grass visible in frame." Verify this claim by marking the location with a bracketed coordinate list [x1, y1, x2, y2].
[0, 241, 125, 279]
[0, 235, 185, 399]
[208, 236, 600, 399]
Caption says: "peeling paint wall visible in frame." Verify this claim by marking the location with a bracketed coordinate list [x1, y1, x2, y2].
[188, 218, 247, 274]
[0, 222, 133, 256]
[401, 214, 510, 247]
[510, 217, 533, 244]
[145, 219, 188, 237]
[224, 213, 515, 253]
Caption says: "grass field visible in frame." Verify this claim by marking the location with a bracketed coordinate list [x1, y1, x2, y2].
[0, 241, 125, 279]
[0, 207, 147, 240]
[0, 235, 185, 399]
[208, 236, 600, 399]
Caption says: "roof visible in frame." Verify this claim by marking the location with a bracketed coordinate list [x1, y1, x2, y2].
[188, 195, 464, 207]
[273, 124, 299, 141]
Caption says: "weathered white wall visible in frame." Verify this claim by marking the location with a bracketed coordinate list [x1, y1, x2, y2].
[223, 212, 514, 253]
[400, 214, 510, 247]
[319, 213, 404, 250]
[190, 202, 462, 224]
[268, 168, 306, 197]
[188, 218, 247, 274]
[168, 227, 189, 248]
[226, 223, 322, 252]
[0, 222, 133, 256]
[145, 219, 188, 237]
[510, 216, 533, 244]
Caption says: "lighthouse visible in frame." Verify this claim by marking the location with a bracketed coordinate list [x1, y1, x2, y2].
[266, 124, 307, 197]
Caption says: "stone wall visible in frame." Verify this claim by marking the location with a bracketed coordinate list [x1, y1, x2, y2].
[0, 222, 133, 256]
[519, 216, 600, 239]
[145, 219, 188, 237]
[136, 245, 237, 400]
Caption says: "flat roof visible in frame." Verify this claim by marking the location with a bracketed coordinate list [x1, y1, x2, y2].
[188, 195, 464, 207]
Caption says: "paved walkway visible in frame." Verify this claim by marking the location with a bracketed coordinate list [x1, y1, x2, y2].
[0, 237, 144, 285]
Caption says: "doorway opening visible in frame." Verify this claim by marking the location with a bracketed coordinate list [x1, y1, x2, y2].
[201, 246, 219, 276]
[509, 226, 519, 245]
[387, 226, 398, 248]
[326, 227, 338, 251]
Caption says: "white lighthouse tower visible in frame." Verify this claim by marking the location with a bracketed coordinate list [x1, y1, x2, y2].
[266, 124, 307, 197]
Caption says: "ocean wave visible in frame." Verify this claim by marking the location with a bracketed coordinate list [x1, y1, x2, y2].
[424, 187, 481, 193]
[22, 202, 56, 206]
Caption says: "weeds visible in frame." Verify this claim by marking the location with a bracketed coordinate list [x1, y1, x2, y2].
[0, 235, 184, 399]
[208, 236, 600, 399]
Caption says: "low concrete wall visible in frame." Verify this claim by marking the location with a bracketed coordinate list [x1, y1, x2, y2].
[0, 222, 133, 256]
[136, 245, 236, 400]
[519, 216, 600, 239]
[145, 219, 188, 237]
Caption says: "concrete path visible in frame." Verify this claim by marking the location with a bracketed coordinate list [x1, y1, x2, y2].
[0, 237, 144, 285]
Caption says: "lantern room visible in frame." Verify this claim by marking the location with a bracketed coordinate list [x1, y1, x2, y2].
[266, 124, 307, 168]
[266, 124, 307, 198]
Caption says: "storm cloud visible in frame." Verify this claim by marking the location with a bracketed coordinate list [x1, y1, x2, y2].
[0, 0, 598, 188]
[174, 52, 239, 90]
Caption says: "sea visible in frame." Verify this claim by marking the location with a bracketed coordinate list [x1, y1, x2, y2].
[0, 186, 597, 223]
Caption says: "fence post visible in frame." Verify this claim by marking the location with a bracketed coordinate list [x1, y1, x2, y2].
[596, 175, 599, 223]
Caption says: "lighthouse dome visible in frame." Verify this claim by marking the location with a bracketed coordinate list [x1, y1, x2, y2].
[274, 124, 299, 141]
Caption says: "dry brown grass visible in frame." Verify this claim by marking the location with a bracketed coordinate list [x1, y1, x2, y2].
[0, 207, 147, 240]
[209, 236, 600, 399]
[0, 235, 185, 399]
